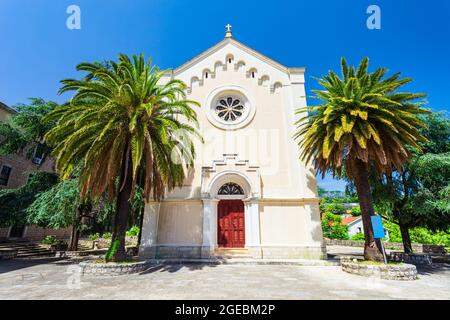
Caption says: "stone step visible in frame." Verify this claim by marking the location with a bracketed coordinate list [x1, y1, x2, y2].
[215, 248, 249, 254]
[214, 249, 252, 259]
[17, 251, 54, 258]
[0, 243, 40, 248]
[146, 258, 340, 266]
[0, 241, 54, 258]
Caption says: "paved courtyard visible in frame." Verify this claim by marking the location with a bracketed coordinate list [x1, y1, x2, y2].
[0, 256, 449, 300]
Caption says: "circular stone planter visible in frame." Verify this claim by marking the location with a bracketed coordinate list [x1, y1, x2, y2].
[79, 260, 151, 276]
[340, 256, 418, 281]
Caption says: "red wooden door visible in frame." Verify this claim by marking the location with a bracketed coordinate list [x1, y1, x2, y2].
[218, 200, 245, 248]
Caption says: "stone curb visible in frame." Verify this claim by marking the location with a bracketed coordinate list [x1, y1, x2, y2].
[144, 258, 340, 266]
[340, 256, 418, 281]
[79, 260, 152, 276]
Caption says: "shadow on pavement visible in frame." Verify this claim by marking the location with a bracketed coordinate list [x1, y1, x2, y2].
[139, 263, 218, 275]
[416, 263, 450, 276]
[0, 257, 73, 274]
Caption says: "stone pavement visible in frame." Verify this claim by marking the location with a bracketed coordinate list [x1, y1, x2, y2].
[0, 257, 449, 300]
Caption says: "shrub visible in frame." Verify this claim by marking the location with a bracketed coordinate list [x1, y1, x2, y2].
[351, 232, 365, 241]
[322, 203, 346, 215]
[384, 221, 450, 246]
[321, 212, 349, 240]
[88, 233, 100, 240]
[41, 235, 58, 245]
[350, 206, 361, 216]
[102, 232, 112, 239]
[410, 228, 450, 246]
[126, 225, 140, 237]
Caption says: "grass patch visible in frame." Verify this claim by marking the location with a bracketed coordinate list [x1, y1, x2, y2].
[92, 259, 135, 264]
[352, 260, 403, 265]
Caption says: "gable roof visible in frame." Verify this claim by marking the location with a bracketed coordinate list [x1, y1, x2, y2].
[173, 37, 305, 76]
[0, 101, 17, 114]
[341, 216, 362, 226]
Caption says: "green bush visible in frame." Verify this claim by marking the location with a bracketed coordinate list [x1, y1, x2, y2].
[321, 212, 349, 240]
[88, 233, 100, 240]
[351, 232, 365, 241]
[384, 221, 450, 246]
[41, 235, 58, 245]
[350, 206, 361, 216]
[126, 225, 140, 237]
[322, 203, 346, 215]
[410, 228, 450, 246]
[102, 232, 112, 239]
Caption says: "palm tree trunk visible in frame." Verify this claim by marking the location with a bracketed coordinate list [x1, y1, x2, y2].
[68, 205, 82, 251]
[110, 147, 133, 262]
[353, 159, 384, 261]
[399, 221, 413, 254]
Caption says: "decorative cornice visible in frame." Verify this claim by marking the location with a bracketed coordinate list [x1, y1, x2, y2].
[172, 38, 305, 76]
[153, 197, 319, 205]
[201, 154, 259, 173]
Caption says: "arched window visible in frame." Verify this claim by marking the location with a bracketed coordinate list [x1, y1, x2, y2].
[218, 182, 244, 195]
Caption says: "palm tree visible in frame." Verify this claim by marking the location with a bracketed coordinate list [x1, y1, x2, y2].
[294, 57, 429, 261]
[45, 54, 201, 261]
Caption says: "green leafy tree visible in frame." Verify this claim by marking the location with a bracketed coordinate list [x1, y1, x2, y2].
[0, 98, 60, 228]
[408, 153, 450, 229]
[45, 54, 202, 261]
[27, 178, 79, 228]
[369, 113, 449, 253]
[0, 98, 58, 161]
[295, 57, 428, 261]
[26, 178, 88, 251]
[420, 112, 450, 154]
[0, 172, 58, 226]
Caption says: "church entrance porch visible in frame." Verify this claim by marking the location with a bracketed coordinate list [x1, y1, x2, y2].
[217, 200, 245, 248]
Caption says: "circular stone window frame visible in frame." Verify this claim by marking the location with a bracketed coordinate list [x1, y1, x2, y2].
[205, 85, 256, 130]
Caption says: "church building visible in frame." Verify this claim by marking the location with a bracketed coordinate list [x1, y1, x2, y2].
[139, 26, 325, 260]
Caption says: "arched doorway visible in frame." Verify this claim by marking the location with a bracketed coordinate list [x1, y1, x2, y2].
[201, 169, 261, 256]
[217, 182, 246, 248]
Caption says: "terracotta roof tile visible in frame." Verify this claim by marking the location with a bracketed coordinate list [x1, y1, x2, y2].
[341, 216, 361, 225]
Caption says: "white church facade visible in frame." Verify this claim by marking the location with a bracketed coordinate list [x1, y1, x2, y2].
[139, 26, 325, 260]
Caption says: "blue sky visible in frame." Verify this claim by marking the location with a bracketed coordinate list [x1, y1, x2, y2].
[1, 0, 449, 191]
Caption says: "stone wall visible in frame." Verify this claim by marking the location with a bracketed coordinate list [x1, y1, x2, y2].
[326, 239, 445, 253]
[0, 226, 71, 242]
[0, 154, 54, 190]
[24, 226, 71, 241]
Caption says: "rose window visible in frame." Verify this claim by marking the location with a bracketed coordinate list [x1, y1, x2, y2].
[215, 97, 245, 122]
